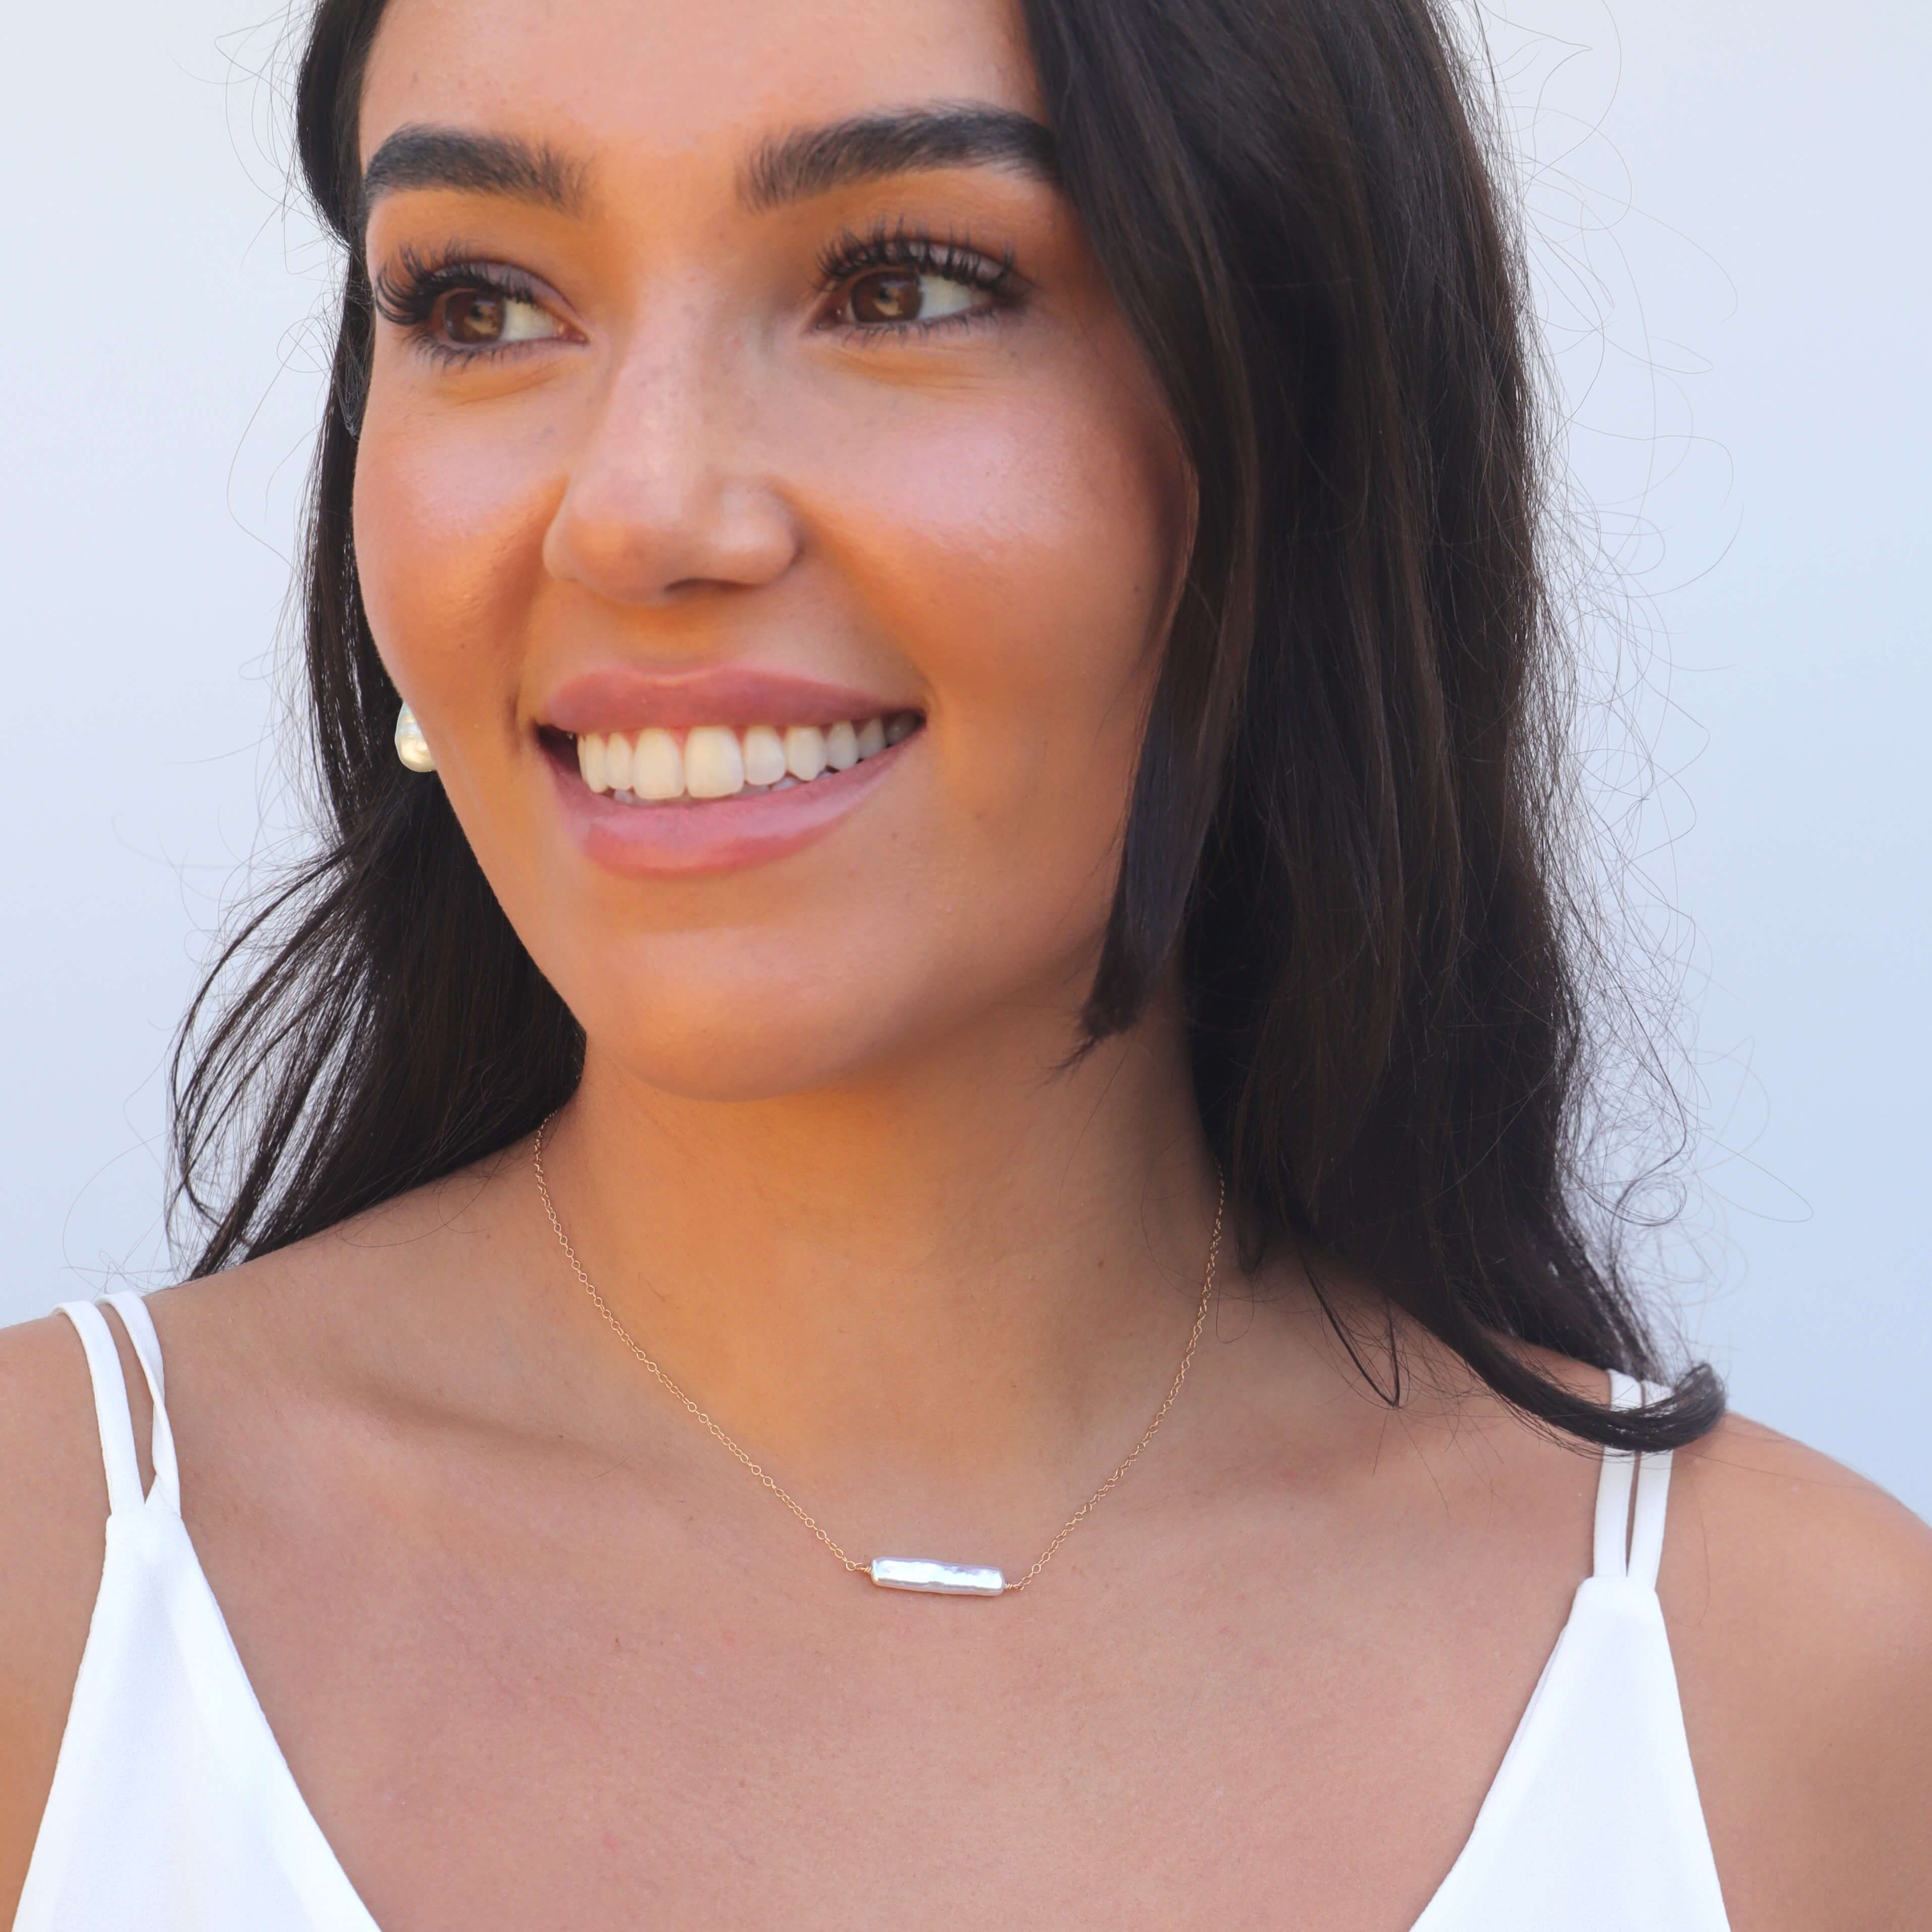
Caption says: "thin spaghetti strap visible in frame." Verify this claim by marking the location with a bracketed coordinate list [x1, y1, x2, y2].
[56, 1301, 145, 1519]
[1592, 1370, 1674, 1590]
[1626, 1379, 1674, 1591]
[1591, 1369, 1641, 1580]
[104, 1290, 181, 1512]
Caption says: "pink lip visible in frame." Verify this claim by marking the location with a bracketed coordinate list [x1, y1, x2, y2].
[547, 727, 918, 877]
[541, 664, 919, 735]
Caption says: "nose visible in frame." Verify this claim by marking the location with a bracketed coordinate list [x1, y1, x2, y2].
[541, 303, 800, 606]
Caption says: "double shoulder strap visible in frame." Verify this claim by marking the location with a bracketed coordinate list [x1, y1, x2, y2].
[58, 1293, 180, 1517]
[1594, 1368, 1673, 1590]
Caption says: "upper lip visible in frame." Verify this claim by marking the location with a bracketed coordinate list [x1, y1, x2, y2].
[539, 664, 921, 735]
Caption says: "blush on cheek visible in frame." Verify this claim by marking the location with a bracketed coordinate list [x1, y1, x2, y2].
[767, 416, 1174, 1005]
[351, 392, 564, 697]
[806, 384, 1182, 800]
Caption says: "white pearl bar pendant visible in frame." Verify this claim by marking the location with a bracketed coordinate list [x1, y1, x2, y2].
[868, 1557, 1007, 1596]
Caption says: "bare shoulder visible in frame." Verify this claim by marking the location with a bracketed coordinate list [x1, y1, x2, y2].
[1441, 1339, 1932, 1924]
[0, 1307, 125, 1912]
[0, 1308, 123, 1672]
[0, 1156, 517, 1913]
[119, 1147, 527, 1416]
[1661, 1411, 1932, 1930]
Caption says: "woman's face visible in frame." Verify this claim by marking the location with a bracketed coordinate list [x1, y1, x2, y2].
[355, 0, 1191, 1100]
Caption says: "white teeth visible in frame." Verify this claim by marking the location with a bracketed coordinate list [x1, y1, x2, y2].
[633, 727, 683, 801]
[784, 724, 828, 781]
[741, 725, 787, 787]
[683, 725, 745, 798]
[824, 721, 859, 771]
[574, 712, 918, 804]
[602, 730, 633, 793]
[578, 732, 610, 793]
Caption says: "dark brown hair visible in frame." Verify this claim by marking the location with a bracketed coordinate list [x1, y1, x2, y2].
[170, 0, 1724, 1452]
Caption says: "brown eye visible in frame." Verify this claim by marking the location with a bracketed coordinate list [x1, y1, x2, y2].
[848, 270, 924, 325]
[842, 266, 982, 330]
[436, 290, 507, 346]
[415, 284, 564, 354]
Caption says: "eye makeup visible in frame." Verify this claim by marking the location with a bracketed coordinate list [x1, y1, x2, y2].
[369, 215, 1028, 363]
[370, 243, 570, 365]
[812, 216, 1025, 337]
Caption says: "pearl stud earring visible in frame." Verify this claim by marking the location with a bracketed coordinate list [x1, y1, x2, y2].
[394, 701, 436, 774]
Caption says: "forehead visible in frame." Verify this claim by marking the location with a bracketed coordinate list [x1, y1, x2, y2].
[359, 0, 1043, 173]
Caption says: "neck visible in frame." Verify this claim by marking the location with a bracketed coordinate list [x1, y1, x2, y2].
[528, 979, 1228, 1530]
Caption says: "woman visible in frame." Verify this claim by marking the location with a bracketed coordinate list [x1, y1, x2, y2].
[2, 0, 1927, 1923]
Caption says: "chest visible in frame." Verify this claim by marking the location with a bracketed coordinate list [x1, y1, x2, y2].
[187, 1462, 1582, 1932]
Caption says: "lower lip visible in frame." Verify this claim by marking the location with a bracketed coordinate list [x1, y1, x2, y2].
[548, 730, 918, 878]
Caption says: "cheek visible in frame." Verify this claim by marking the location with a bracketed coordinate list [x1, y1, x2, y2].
[798, 364, 1188, 928]
[351, 375, 558, 750]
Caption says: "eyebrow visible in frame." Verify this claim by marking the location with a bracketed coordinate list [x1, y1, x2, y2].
[362, 126, 590, 218]
[737, 103, 1060, 212]
[359, 102, 1059, 226]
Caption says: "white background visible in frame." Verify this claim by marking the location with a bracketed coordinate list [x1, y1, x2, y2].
[2, 1, 1925, 1517]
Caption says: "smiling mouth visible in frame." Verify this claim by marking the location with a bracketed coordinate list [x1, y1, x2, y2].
[546, 709, 923, 804]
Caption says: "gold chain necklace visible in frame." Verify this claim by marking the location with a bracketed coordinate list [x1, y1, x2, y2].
[532, 1117, 1226, 1597]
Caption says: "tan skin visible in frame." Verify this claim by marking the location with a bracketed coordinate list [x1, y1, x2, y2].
[4, 0, 1930, 1924]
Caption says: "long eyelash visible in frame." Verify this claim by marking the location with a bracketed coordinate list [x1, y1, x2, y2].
[813, 217, 1022, 324]
[368, 225, 1020, 358]
[370, 243, 544, 333]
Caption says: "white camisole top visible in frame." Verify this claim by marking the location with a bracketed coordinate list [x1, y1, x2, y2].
[14, 1292, 1733, 1930]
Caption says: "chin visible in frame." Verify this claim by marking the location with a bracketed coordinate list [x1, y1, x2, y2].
[581, 942, 1097, 1107]
[579, 969, 930, 1106]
